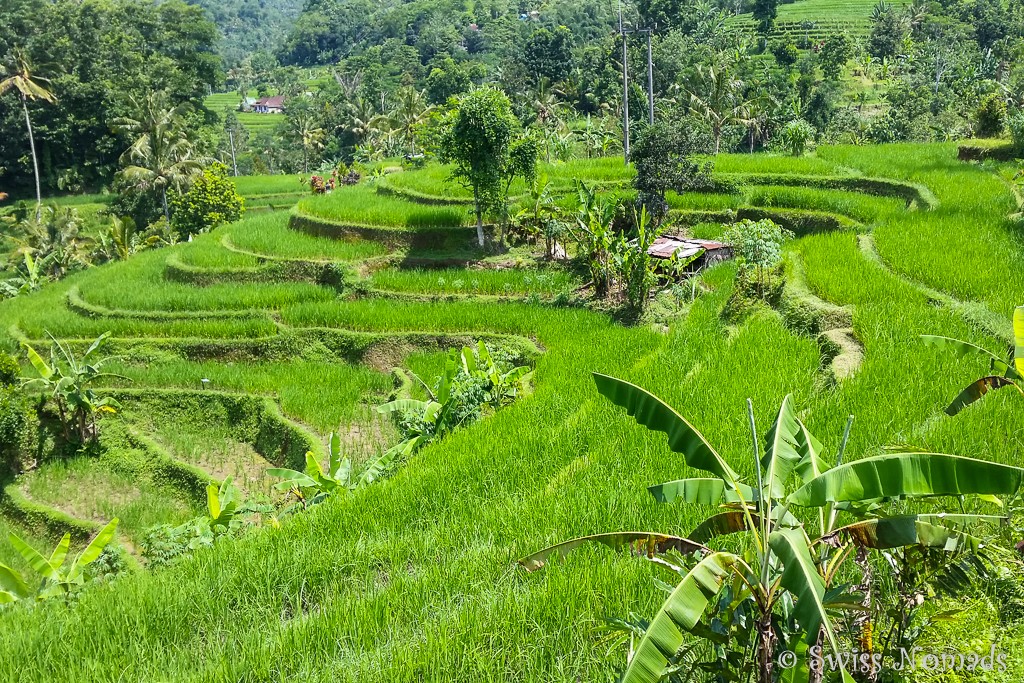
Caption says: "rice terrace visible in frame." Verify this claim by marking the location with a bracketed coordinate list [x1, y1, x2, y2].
[3, 0, 1024, 681]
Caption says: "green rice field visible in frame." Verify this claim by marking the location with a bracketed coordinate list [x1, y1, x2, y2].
[1, 142, 1023, 682]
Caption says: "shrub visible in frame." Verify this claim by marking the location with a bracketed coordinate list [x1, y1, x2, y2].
[170, 163, 244, 238]
[0, 385, 35, 473]
[631, 118, 713, 220]
[778, 119, 815, 156]
[0, 352, 19, 386]
[1010, 111, 1024, 156]
[722, 218, 792, 298]
[770, 39, 798, 67]
[975, 93, 1007, 138]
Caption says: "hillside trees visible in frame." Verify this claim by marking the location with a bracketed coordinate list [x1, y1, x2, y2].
[0, 0, 221, 196]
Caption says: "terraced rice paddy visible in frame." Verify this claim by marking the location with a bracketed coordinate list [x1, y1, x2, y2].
[1, 143, 1023, 681]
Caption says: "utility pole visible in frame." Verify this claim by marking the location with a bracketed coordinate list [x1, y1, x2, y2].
[228, 128, 239, 177]
[619, 0, 629, 163]
[645, 28, 654, 125]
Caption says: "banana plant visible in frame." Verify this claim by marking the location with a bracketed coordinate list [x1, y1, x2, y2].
[458, 342, 532, 408]
[21, 331, 126, 443]
[0, 519, 118, 603]
[520, 374, 1022, 683]
[268, 432, 402, 512]
[921, 305, 1024, 415]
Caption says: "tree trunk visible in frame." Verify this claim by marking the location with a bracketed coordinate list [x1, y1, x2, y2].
[756, 612, 777, 683]
[473, 188, 485, 247]
[714, 126, 722, 155]
[162, 188, 170, 222]
[23, 94, 42, 221]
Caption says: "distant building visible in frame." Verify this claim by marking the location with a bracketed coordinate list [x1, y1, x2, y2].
[252, 96, 285, 114]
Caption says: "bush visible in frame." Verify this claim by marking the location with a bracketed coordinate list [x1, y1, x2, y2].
[778, 119, 815, 156]
[0, 352, 19, 386]
[1010, 112, 1024, 156]
[722, 218, 792, 299]
[170, 163, 245, 238]
[770, 39, 798, 67]
[975, 93, 1007, 138]
[0, 384, 35, 474]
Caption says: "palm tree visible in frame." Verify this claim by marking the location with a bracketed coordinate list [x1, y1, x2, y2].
[0, 51, 57, 220]
[286, 106, 326, 173]
[685, 62, 751, 154]
[114, 92, 206, 222]
[387, 86, 432, 153]
[344, 96, 383, 143]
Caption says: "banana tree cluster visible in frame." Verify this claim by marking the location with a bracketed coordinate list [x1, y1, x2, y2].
[377, 344, 532, 456]
[21, 332, 125, 444]
[268, 432, 402, 513]
[922, 305, 1024, 415]
[0, 519, 118, 604]
[521, 373, 1023, 683]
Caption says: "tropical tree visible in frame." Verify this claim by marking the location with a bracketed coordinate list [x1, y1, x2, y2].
[21, 332, 125, 444]
[114, 92, 206, 222]
[285, 101, 326, 173]
[343, 96, 384, 144]
[0, 51, 56, 220]
[684, 62, 751, 154]
[436, 88, 538, 247]
[386, 86, 432, 153]
[922, 306, 1024, 415]
[0, 519, 119, 604]
[15, 205, 91, 279]
[0, 251, 50, 298]
[521, 375, 1021, 682]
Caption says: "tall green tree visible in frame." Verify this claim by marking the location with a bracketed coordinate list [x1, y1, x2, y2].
[0, 52, 55, 220]
[436, 88, 538, 247]
[114, 93, 206, 223]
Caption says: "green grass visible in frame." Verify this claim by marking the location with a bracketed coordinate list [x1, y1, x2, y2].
[17, 456, 197, 543]
[383, 157, 634, 201]
[76, 249, 334, 313]
[297, 184, 473, 228]
[225, 212, 389, 261]
[2, 145, 1024, 681]
[233, 174, 307, 197]
[370, 267, 580, 297]
[112, 360, 393, 434]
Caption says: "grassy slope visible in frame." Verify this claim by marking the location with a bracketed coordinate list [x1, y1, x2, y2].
[728, 0, 913, 38]
[0, 145, 1021, 681]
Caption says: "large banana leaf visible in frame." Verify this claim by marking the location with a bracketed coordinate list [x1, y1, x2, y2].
[68, 518, 119, 583]
[593, 373, 740, 483]
[22, 342, 53, 381]
[648, 478, 756, 505]
[788, 453, 1024, 507]
[267, 467, 319, 491]
[9, 532, 60, 582]
[793, 419, 829, 484]
[824, 516, 983, 551]
[769, 528, 838, 648]
[945, 376, 1021, 416]
[0, 563, 30, 601]
[921, 335, 1009, 374]
[687, 511, 757, 544]
[1014, 306, 1023, 376]
[763, 395, 802, 501]
[621, 552, 738, 683]
[519, 532, 707, 572]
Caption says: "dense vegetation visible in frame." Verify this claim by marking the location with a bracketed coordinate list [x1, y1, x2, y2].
[3, 0, 1024, 681]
